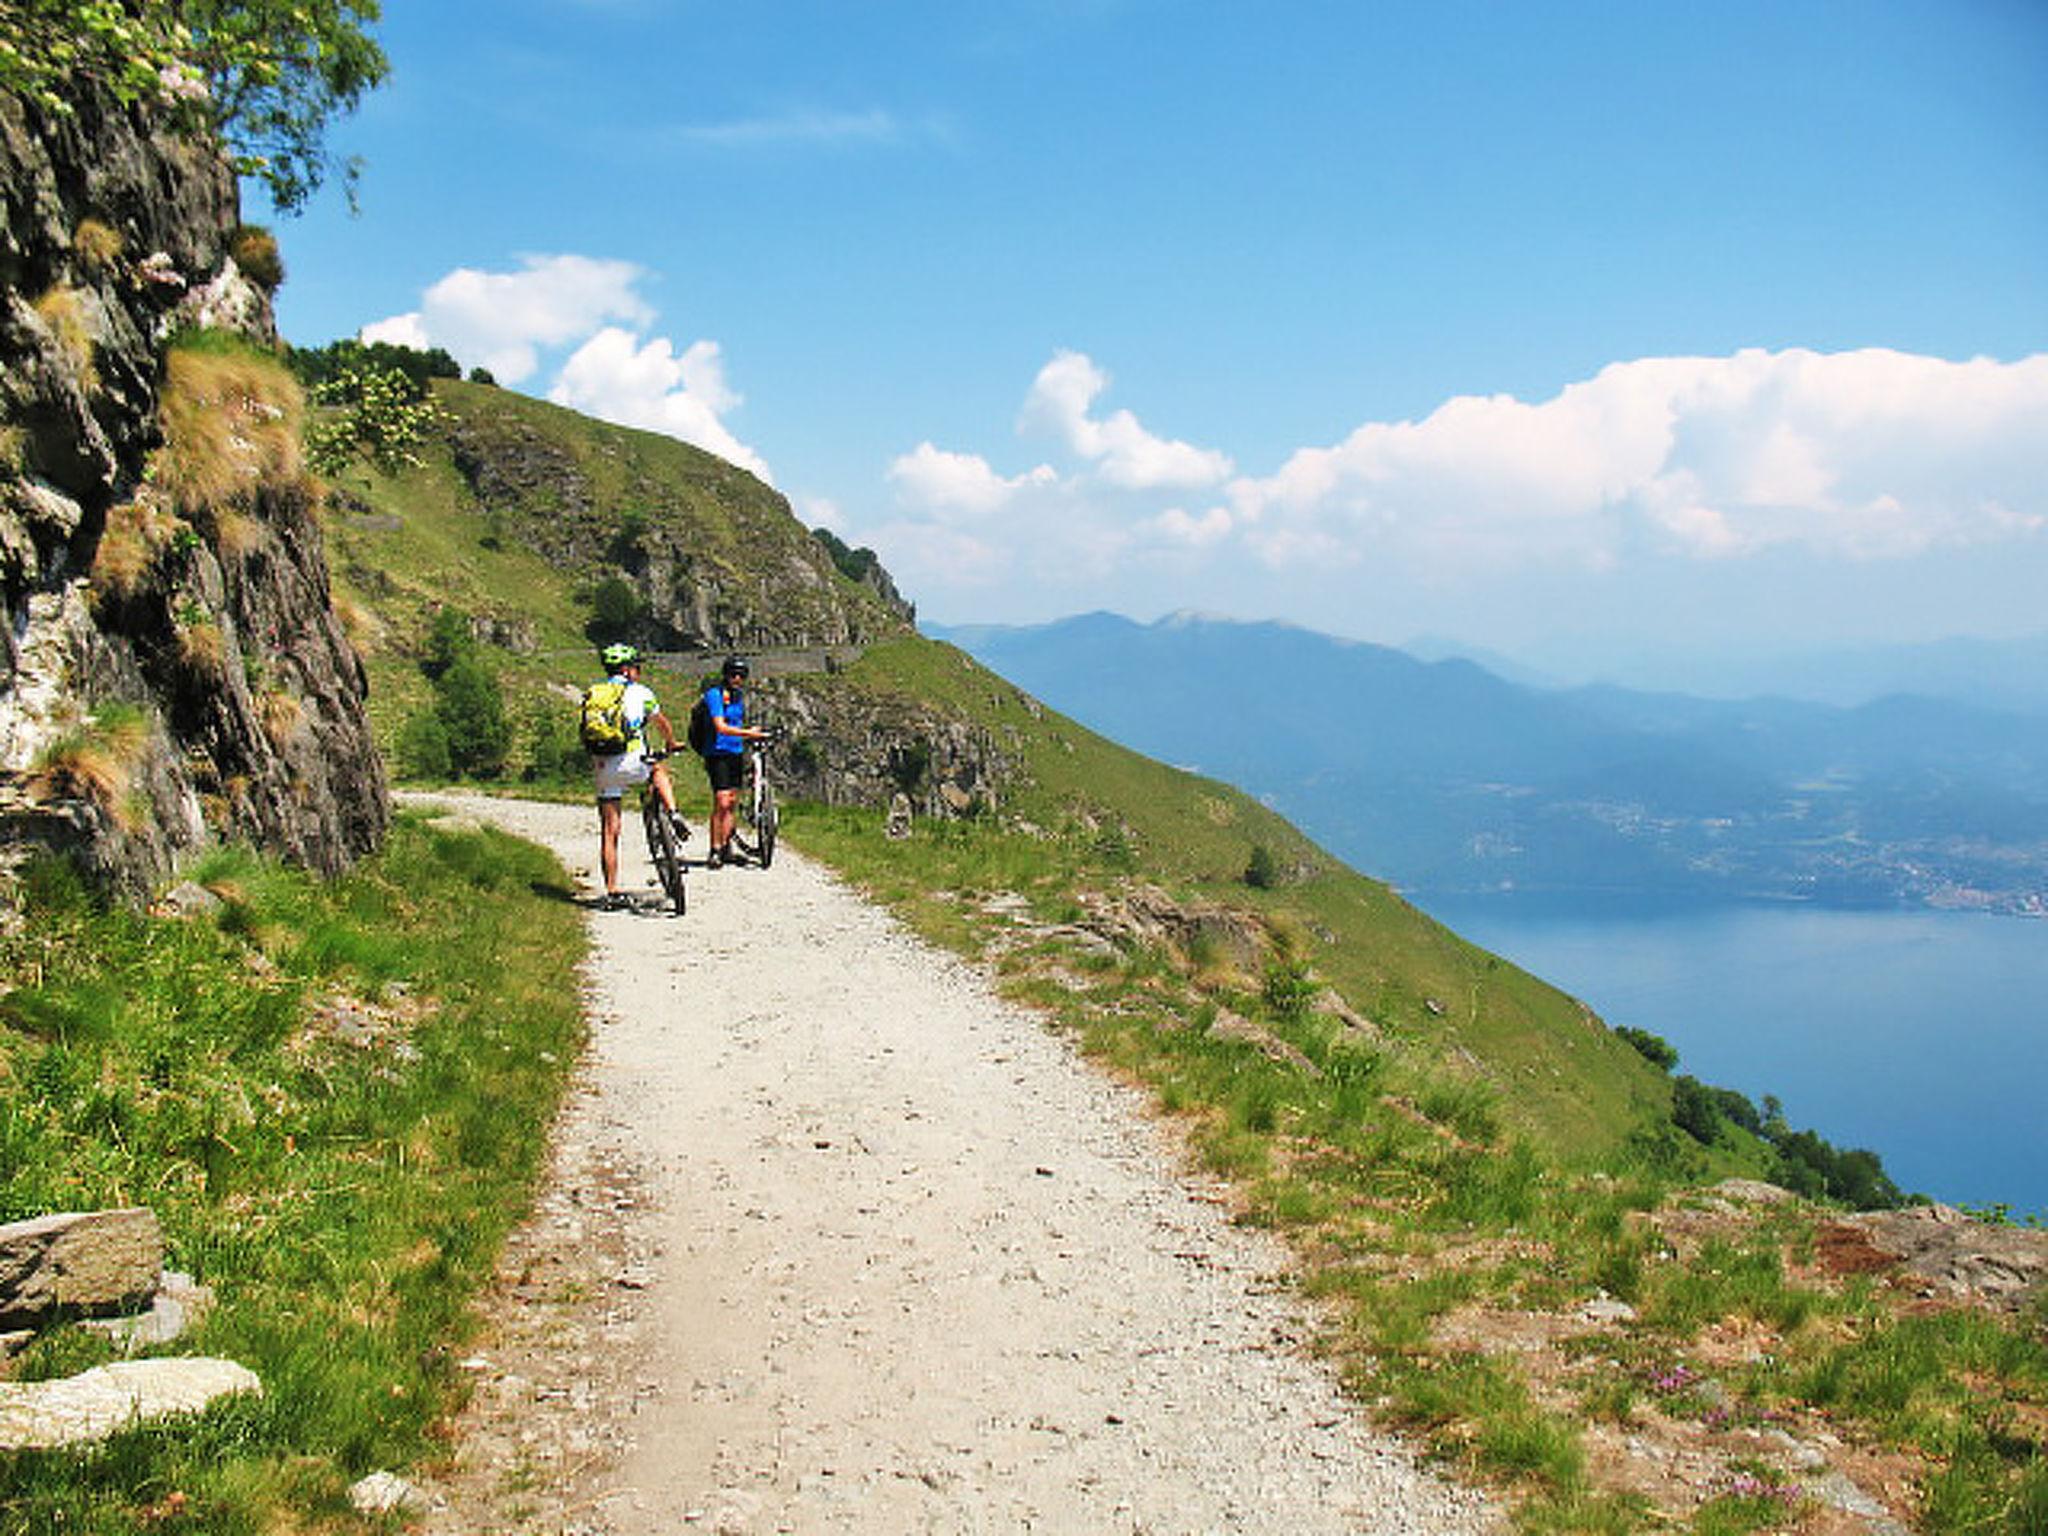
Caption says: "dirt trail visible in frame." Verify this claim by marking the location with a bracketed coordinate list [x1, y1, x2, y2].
[411, 794, 1500, 1534]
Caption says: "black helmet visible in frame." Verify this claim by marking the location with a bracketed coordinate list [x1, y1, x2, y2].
[722, 655, 750, 680]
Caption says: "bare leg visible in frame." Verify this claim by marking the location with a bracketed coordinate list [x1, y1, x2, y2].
[598, 797, 623, 894]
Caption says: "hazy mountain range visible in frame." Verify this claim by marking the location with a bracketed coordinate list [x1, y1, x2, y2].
[934, 612, 2048, 915]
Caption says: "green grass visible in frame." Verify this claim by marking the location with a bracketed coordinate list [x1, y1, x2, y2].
[0, 813, 585, 1532]
[786, 798, 2048, 1534]
[318, 379, 2045, 1532]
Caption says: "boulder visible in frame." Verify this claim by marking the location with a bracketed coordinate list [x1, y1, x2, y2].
[0, 1357, 260, 1450]
[0, 1208, 162, 1328]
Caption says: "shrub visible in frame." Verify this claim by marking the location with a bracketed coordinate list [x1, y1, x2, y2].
[1616, 1025, 1678, 1072]
[434, 656, 510, 779]
[523, 706, 588, 786]
[1672, 1074, 1721, 1144]
[396, 711, 452, 781]
[1244, 842, 1279, 889]
[306, 364, 446, 476]
[421, 607, 474, 681]
[584, 575, 648, 644]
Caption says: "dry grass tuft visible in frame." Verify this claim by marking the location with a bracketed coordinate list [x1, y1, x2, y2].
[332, 592, 380, 655]
[259, 689, 306, 750]
[213, 509, 266, 559]
[74, 218, 124, 273]
[229, 225, 285, 291]
[33, 286, 97, 393]
[89, 494, 186, 601]
[155, 343, 306, 524]
[26, 708, 152, 831]
[178, 617, 228, 674]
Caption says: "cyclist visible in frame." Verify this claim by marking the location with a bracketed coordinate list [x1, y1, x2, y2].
[702, 655, 770, 867]
[591, 643, 686, 909]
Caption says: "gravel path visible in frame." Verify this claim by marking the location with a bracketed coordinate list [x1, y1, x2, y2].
[411, 794, 1501, 1535]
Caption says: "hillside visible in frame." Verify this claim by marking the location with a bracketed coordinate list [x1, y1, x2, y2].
[319, 379, 1764, 1172]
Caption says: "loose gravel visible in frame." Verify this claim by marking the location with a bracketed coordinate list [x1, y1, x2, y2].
[411, 793, 1502, 1535]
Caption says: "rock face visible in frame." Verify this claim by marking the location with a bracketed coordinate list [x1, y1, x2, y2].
[0, 77, 387, 901]
[760, 677, 1019, 821]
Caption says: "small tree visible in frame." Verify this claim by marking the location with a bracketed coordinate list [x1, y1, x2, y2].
[1616, 1026, 1679, 1073]
[420, 607, 473, 681]
[0, 2, 392, 215]
[396, 709, 451, 780]
[433, 655, 508, 779]
[1244, 842, 1279, 889]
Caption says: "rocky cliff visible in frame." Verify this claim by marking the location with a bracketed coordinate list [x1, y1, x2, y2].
[0, 77, 387, 904]
[436, 383, 914, 654]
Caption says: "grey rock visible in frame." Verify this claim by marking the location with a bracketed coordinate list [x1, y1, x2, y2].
[350, 1470, 430, 1515]
[81, 1270, 213, 1351]
[0, 1357, 260, 1449]
[885, 793, 913, 840]
[157, 879, 223, 916]
[0, 1209, 162, 1328]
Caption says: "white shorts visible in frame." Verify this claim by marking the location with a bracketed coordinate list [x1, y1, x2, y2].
[593, 750, 654, 801]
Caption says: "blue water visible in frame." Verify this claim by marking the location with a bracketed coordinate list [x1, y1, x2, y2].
[1417, 897, 2048, 1217]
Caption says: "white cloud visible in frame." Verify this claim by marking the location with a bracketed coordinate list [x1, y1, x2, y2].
[362, 255, 774, 481]
[887, 442, 1059, 517]
[1226, 348, 2048, 570]
[862, 347, 2047, 632]
[361, 254, 653, 385]
[678, 107, 907, 150]
[1020, 350, 1234, 489]
[359, 312, 431, 351]
[550, 330, 772, 484]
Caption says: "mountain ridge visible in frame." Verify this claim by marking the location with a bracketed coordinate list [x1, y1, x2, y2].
[933, 610, 2048, 914]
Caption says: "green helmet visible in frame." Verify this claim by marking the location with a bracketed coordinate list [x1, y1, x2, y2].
[601, 643, 641, 670]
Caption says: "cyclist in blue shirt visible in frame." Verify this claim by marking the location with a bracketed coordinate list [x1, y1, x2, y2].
[704, 655, 769, 867]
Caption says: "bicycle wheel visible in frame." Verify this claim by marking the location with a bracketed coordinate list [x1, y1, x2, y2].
[756, 784, 778, 869]
[642, 796, 686, 915]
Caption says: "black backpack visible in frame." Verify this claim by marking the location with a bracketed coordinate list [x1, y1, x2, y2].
[686, 694, 715, 757]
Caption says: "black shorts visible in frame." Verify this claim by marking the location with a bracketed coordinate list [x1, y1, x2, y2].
[704, 751, 745, 792]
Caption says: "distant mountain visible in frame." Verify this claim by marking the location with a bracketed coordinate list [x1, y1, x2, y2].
[1489, 634, 2048, 715]
[931, 612, 2048, 913]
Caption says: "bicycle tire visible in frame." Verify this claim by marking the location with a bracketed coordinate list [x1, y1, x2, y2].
[756, 785, 778, 869]
[642, 796, 686, 915]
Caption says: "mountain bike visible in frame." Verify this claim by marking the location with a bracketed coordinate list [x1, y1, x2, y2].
[730, 733, 779, 870]
[639, 750, 688, 913]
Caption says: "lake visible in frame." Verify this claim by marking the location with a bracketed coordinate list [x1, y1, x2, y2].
[1416, 897, 2048, 1217]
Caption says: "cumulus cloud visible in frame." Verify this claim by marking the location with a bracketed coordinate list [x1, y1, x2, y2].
[1020, 350, 1234, 489]
[550, 330, 771, 484]
[863, 347, 2047, 624]
[361, 254, 653, 384]
[887, 442, 1059, 517]
[1224, 348, 2048, 571]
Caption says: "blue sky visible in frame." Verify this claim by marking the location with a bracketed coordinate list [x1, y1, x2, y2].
[272, 0, 2048, 682]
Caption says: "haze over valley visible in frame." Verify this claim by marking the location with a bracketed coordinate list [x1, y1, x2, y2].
[939, 612, 2048, 918]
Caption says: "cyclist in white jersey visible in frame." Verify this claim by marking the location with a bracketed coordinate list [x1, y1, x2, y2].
[591, 644, 684, 909]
